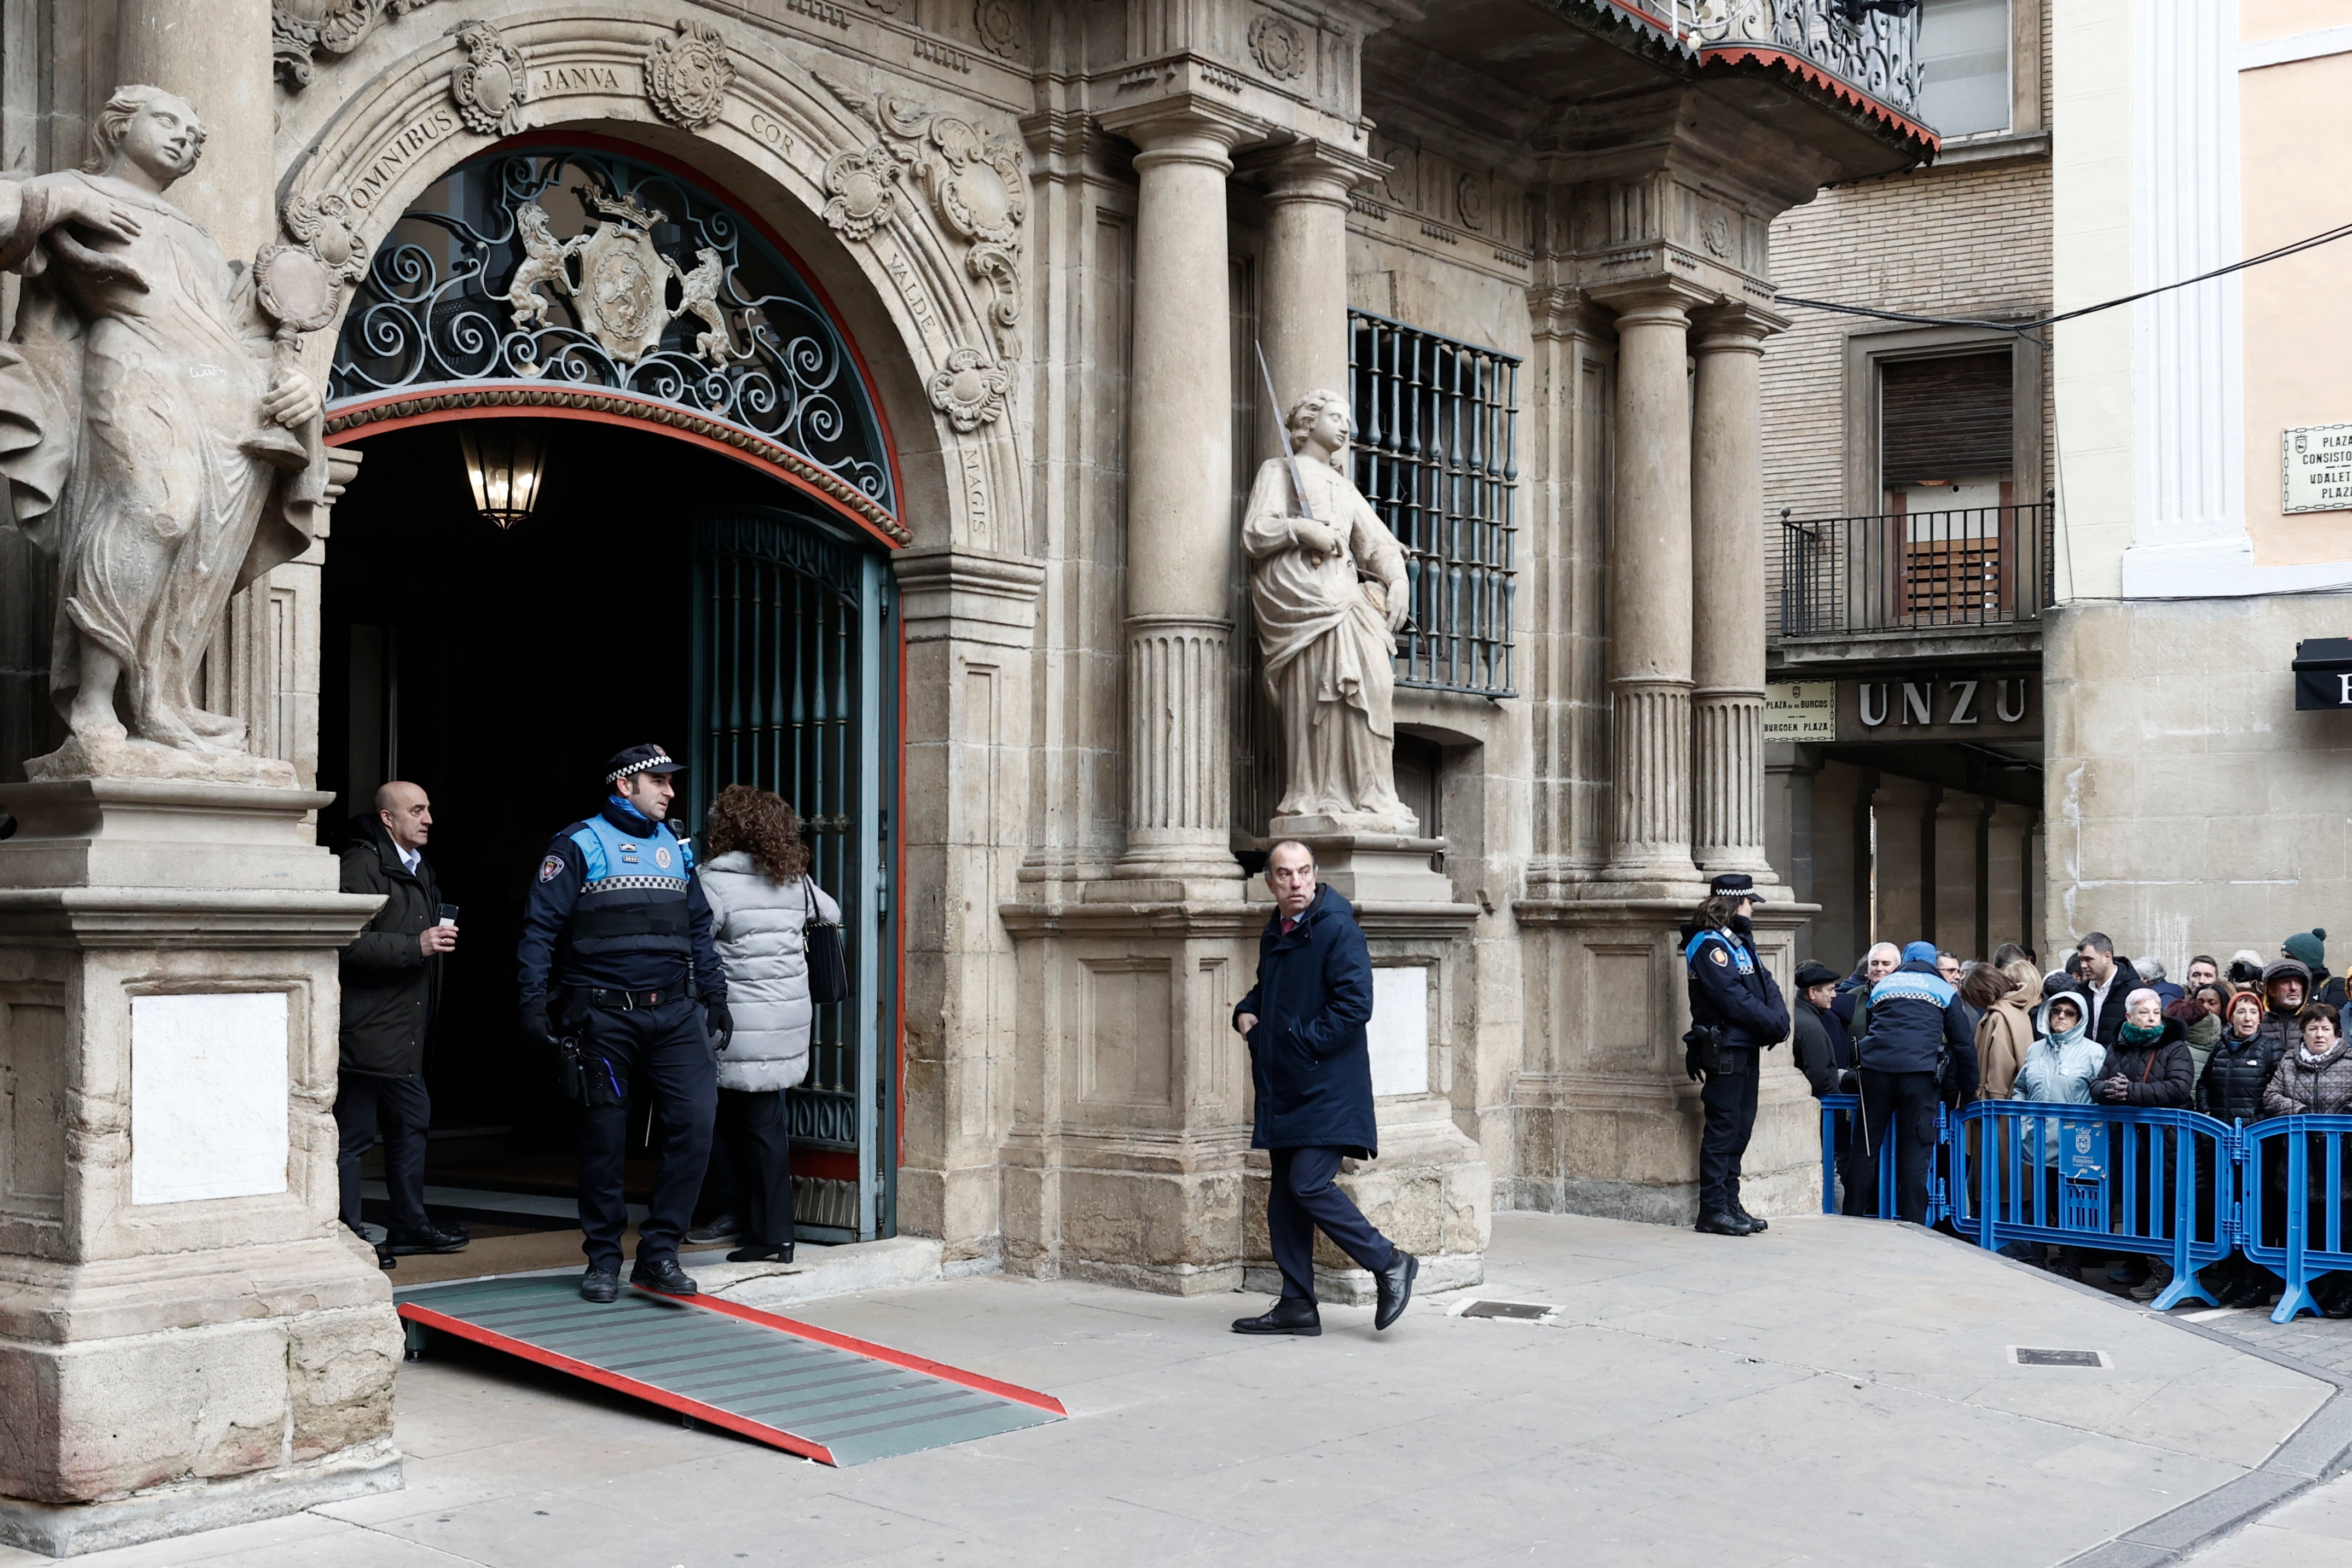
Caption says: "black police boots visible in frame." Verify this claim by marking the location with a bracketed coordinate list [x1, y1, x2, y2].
[1695, 1209, 1754, 1236]
[580, 1267, 621, 1303]
[1733, 1205, 1769, 1233]
[631, 1256, 700, 1296]
[1231, 1298, 1322, 1335]
[386, 1222, 470, 1256]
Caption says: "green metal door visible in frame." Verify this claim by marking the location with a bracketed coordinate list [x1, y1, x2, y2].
[688, 507, 896, 1242]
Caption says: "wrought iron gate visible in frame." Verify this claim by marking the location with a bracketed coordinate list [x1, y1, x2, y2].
[689, 507, 896, 1243]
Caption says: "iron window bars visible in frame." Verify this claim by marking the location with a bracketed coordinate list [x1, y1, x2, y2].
[329, 146, 894, 514]
[1348, 310, 1520, 697]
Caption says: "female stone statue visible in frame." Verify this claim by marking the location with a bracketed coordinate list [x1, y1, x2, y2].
[1242, 389, 1416, 832]
[0, 85, 324, 770]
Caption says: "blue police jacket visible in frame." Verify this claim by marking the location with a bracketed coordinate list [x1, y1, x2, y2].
[515, 796, 726, 1005]
[1857, 959, 1977, 1078]
[1683, 920, 1789, 1052]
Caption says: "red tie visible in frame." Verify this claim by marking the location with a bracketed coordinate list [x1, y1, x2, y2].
[1281, 916, 1297, 935]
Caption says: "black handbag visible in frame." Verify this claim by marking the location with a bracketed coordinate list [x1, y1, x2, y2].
[802, 874, 849, 1004]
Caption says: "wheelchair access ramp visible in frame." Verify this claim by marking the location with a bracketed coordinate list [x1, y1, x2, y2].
[395, 1274, 1064, 1465]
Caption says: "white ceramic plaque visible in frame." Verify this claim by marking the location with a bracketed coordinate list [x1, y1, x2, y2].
[1764, 681, 1837, 742]
[131, 992, 289, 1204]
[1368, 966, 1429, 1097]
[2283, 422, 2352, 514]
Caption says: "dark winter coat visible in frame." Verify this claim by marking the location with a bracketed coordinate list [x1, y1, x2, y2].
[337, 814, 443, 1079]
[1682, 917, 1789, 1053]
[1235, 885, 1378, 1157]
[2082, 959, 2146, 1051]
[2199, 1025, 2281, 1123]
[1791, 995, 1853, 1099]
[1857, 960, 1978, 1088]
[2263, 1036, 2352, 1118]
[2092, 1017, 2193, 1107]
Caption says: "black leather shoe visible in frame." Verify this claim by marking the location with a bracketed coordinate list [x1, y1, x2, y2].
[630, 1256, 699, 1296]
[1695, 1210, 1754, 1236]
[580, 1268, 621, 1303]
[685, 1215, 739, 1245]
[1733, 1205, 1769, 1233]
[1232, 1298, 1321, 1335]
[726, 1242, 794, 1264]
[1375, 1251, 1419, 1331]
[386, 1223, 471, 1256]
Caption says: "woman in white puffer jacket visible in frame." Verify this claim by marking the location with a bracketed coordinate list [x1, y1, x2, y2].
[697, 785, 841, 1264]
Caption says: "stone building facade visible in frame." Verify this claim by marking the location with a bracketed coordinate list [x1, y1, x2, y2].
[0, 0, 1932, 1550]
[2047, 0, 2352, 960]
[1760, 0, 2053, 971]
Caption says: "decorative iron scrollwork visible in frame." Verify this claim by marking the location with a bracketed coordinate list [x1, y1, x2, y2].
[328, 146, 895, 514]
[1689, 0, 1922, 114]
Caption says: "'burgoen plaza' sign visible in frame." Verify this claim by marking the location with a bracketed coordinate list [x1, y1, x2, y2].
[2283, 422, 2352, 514]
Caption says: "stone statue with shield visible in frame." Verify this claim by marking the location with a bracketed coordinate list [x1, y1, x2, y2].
[0, 84, 351, 781]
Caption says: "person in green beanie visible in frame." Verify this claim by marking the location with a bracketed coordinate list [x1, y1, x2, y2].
[2283, 930, 2349, 1009]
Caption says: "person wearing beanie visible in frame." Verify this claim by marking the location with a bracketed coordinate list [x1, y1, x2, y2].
[2283, 931, 2350, 1009]
[1852, 940, 1978, 1224]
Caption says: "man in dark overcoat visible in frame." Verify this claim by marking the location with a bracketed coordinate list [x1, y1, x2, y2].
[1230, 840, 1417, 1336]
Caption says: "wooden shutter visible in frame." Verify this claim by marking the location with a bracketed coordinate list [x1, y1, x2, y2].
[1880, 351, 2013, 487]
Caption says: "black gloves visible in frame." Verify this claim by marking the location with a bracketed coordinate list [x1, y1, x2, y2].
[1683, 1026, 1722, 1083]
[705, 1001, 734, 1054]
[520, 1001, 560, 1053]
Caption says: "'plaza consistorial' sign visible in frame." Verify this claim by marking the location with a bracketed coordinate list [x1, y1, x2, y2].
[2284, 423, 2352, 514]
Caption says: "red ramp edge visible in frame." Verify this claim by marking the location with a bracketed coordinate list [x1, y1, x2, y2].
[395, 1300, 839, 1465]
[637, 1285, 1068, 1415]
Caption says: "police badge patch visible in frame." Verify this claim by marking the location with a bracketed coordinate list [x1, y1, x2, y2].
[538, 855, 565, 883]
[655, 847, 673, 869]
[1710, 945, 1729, 965]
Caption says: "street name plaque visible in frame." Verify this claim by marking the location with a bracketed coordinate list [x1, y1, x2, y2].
[2283, 422, 2352, 514]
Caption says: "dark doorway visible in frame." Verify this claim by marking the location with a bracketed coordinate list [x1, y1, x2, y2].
[318, 417, 893, 1262]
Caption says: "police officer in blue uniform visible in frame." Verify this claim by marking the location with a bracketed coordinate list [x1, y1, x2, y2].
[1681, 872, 1790, 1237]
[518, 745, 734, 1303]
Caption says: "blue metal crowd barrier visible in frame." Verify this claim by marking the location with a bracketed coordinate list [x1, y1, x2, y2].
[1817, 1100, 2352, 1323]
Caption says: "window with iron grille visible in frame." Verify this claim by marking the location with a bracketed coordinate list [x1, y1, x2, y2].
[1349, 311, 1520, 697]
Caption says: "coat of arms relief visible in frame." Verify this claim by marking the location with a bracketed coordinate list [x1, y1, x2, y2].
[502, 187, 740, 370]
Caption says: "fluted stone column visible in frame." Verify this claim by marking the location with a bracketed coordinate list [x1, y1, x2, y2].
[1258, 148, 1358, 414]
[1691, 311, 1775, 878]
[1598, 286, 1704, 884]
[1109, 108, 1247, 886]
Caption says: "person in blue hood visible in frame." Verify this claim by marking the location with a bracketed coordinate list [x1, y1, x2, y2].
[1855, 940, 1978, 1223]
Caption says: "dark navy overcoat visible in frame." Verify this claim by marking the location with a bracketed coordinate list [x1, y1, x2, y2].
[1234, 885, 1378, 1157]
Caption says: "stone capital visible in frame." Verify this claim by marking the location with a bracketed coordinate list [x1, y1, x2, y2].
[1098, 94, 1259, 172]
[1587, 276, 1716, 328]
[1240, 139, 1386, 207]
[1690, 300, 1792, 353]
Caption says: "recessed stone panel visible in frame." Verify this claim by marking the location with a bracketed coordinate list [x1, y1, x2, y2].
[130, 993, 290, 1206]
[1079, 958, 1173, 1108]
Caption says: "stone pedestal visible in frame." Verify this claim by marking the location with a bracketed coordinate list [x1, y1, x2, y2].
[0, 779, 399, 1557]
[1266, 815, 1453, 903]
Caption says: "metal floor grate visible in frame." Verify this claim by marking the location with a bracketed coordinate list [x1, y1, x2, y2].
[397, 1275, 1063, 1465]
[1457, 1300, 1555, 1321]
[2011, 1346, 2109, 1368]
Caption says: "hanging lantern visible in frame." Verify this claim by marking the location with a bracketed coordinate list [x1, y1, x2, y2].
[457, 425, 548, 529]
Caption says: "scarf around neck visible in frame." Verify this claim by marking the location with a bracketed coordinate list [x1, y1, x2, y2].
[2119, 1019, 2164, 1048]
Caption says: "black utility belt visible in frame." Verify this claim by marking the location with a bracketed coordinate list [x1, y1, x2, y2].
[585, 985, 691, 1012]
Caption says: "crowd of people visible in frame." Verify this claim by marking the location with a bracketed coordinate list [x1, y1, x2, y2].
[1788, 927, 2352, 1310]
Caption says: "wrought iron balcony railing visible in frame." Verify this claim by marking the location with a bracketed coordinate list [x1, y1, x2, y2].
[1675, 0, 1923, 116]
[1769, 501, 2053, 641]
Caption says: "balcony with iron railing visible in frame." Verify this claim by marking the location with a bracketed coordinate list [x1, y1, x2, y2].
[1666, 0, 1924, 118]
[1767, 499, 2053, 648]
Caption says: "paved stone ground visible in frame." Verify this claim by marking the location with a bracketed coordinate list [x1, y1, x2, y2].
[7, 1211, 2349, 1568]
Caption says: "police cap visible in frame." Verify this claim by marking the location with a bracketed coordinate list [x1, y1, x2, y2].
[1707, 872, 1764, 903]
[604, 744, 685, 785]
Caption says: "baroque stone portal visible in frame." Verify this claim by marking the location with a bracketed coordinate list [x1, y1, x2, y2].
[0, 85, 328, 782]
[1244, 389, 1416, 832]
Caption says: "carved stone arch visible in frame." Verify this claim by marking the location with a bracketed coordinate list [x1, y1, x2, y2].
[273, 11, 1028, 553]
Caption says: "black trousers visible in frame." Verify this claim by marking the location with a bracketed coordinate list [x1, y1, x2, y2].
[578, 998, 717, 1271]
[335, 1072, 430, 1235]
[1858, 1068, 1939, 1224]
[715, 1088, 796, 1246]
[1268, 1146, 1398, 1303]
[1699, 1048, 1760, 1213]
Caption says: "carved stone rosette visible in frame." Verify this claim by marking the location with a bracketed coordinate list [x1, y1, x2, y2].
[645, 19, 735, 130]
[1249, 14, 1308, 80]
[927, 347, 1011, 431]
[450, 21, 528, 137]
[973, 0, 1024, 59]
[822, 148, 903, 241]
